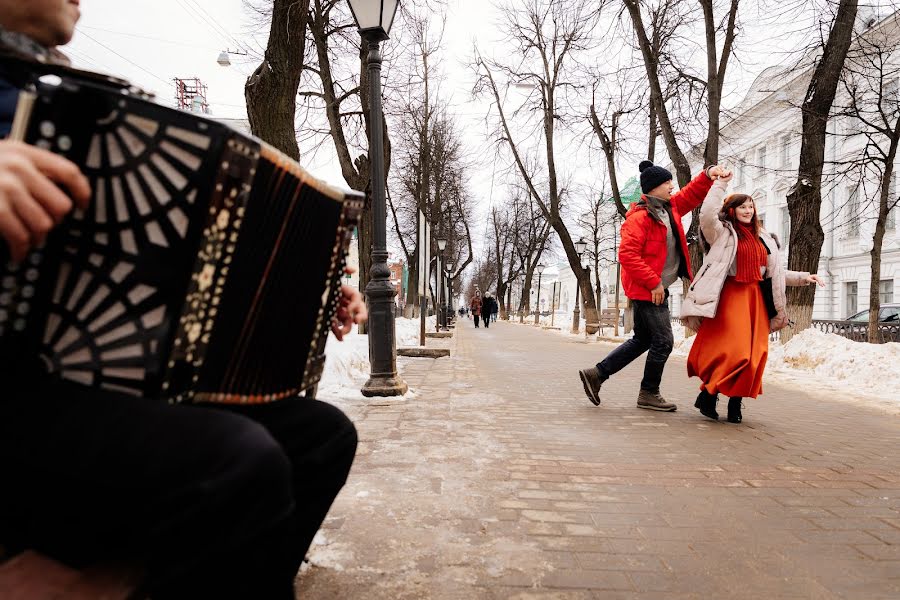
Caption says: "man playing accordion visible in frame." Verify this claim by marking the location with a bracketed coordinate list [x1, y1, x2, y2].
[0, 1, 365, 598]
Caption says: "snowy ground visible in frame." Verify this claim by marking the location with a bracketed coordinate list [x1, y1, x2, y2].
[527, 312, 900, 415]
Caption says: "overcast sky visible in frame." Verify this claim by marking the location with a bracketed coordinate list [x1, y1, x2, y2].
[63, 0, 859, 263]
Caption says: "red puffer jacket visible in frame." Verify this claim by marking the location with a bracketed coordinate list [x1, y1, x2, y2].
[619, 171, 713, 302]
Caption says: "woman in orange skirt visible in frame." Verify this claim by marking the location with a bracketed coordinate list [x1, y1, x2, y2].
[681, 175, 823, 423]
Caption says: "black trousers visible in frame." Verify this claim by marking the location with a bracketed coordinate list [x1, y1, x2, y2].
[474, 314, 480, 327]
[0, 377, 357, 599]
[596, 297, 674, 392]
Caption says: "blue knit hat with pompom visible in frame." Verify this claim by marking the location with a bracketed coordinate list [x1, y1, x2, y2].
[639, 160, 673, 194]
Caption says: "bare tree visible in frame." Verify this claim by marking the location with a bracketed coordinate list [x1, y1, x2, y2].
[621, 0, 695, 186]
[387, 10, 474, 315]
[489, 199, 526, 318]
[513, 188, 554, 321]
[834, 20, 900, 342]
[244, 0, 309, 160]
[475, 0, 602, 332]
[698, 0, 739, 168]
[576, 183, 620, 311]
[621, 0, 739, 286]
[588, 80, 643, 218]
[784, 0, 860, 338]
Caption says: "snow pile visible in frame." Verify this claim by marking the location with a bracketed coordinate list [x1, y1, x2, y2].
[767, 328, 900, 398]
[316, 317, 436, 401]
[396, 315, 437, 347]
[318, 327, 370, 400]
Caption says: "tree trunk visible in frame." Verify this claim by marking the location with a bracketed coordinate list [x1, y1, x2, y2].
[581, 275, 600, 334]
[868, 138, 898, 342]
[680, 0, 738, 339]
[783, 0, 858, 342]
[622, 0, 691, 187]
[244, 0, 309, 161]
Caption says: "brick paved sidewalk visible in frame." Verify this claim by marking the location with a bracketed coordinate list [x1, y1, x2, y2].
[296, 319, 900, 599]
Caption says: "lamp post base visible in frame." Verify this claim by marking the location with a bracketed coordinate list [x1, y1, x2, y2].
[572, 308, 581, 334]
[361, 374, 409, 397]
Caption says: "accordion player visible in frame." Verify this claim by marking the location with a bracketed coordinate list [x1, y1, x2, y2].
[0, 64, 364, 404]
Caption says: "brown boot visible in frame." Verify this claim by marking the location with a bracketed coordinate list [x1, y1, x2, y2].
[578, 367, 606, 406]
[636, 389, 677, 412]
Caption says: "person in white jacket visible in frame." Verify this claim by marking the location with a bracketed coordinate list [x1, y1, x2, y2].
[680, 173, 823, 423]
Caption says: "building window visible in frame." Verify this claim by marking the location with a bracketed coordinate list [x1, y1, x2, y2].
[880, 279, 894, 304]
[780, 205, 790, 245]
[887, 173, 897, 231]
[780, 135, 791, 168]
[882, 78, 898, 114]
[736, 157, 746, 186]
[846, 185, 860, 237]
[846, 281, 858, 316]
[758, 145, 767, 175]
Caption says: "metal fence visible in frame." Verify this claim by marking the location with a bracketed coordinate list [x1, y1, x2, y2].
[805, 319, 900, 344]
[673, 316, 900, 344]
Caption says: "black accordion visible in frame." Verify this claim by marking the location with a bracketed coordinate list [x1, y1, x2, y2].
[0, 69, 363, 403]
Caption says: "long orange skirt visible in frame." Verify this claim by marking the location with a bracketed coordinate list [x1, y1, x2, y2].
[686, 277, 769, 399]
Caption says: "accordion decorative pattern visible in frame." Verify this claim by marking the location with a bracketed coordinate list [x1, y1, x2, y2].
[0, 70, 363, 403]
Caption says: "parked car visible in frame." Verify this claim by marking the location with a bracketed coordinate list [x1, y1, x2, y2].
[847, 303, 900, 323]
[835, 303, 900, 342]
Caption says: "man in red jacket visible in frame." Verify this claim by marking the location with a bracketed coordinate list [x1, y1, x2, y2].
[578, 160, 729, 411]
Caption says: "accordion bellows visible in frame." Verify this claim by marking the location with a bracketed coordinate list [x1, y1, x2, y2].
[0, 71, 363, 403]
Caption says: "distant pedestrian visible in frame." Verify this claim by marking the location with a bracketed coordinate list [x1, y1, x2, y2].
[482, 293, 498, 328]
[470, 293, 483, 328]
[577, 161, 730, 412]
[681, 176, 824, 423]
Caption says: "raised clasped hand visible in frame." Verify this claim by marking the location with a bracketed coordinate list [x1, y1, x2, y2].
[708, 165, 733, 182]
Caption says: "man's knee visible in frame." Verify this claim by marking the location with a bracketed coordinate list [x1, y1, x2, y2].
[232, 419, 294, 490]
[198, 413, 294, 521]
[305, 401, 358, 479]
[649, 331, 674, 358]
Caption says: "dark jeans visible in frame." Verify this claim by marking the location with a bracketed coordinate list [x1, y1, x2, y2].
[0, 377, 357, 600]
[474, 314, 480, 327]
[484, 314, 491, 328]
[596, 297, 674, 393]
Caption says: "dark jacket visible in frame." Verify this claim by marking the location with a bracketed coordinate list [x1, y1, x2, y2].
[482, 296, 498, 317]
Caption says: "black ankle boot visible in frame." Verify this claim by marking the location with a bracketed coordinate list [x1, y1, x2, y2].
[694, 389, 719, 421]
[727, 397, 743, 423]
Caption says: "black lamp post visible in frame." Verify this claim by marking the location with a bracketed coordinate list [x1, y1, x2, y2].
[349, 0, 407, 397]
[436, 237, 447, 330]
[572, 238, 587, 334]
[518, 275, 525, 322]
[534, 263, 546, 326]
[445, 262, 454, 324]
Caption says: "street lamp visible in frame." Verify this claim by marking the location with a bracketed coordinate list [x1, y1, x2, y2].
[436, 237, 447, 330]
[216, 48, 248, 67]
[518, 274, 525, 322]
[534, 263, 546, 326]
[445, 262, 454, 323]
[351, 0, 407, 397]
[572, 238, 587, 334]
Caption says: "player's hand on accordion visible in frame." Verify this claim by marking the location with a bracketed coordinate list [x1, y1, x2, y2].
[0, 140, 90, 262]
[331, 283, 368, 341]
